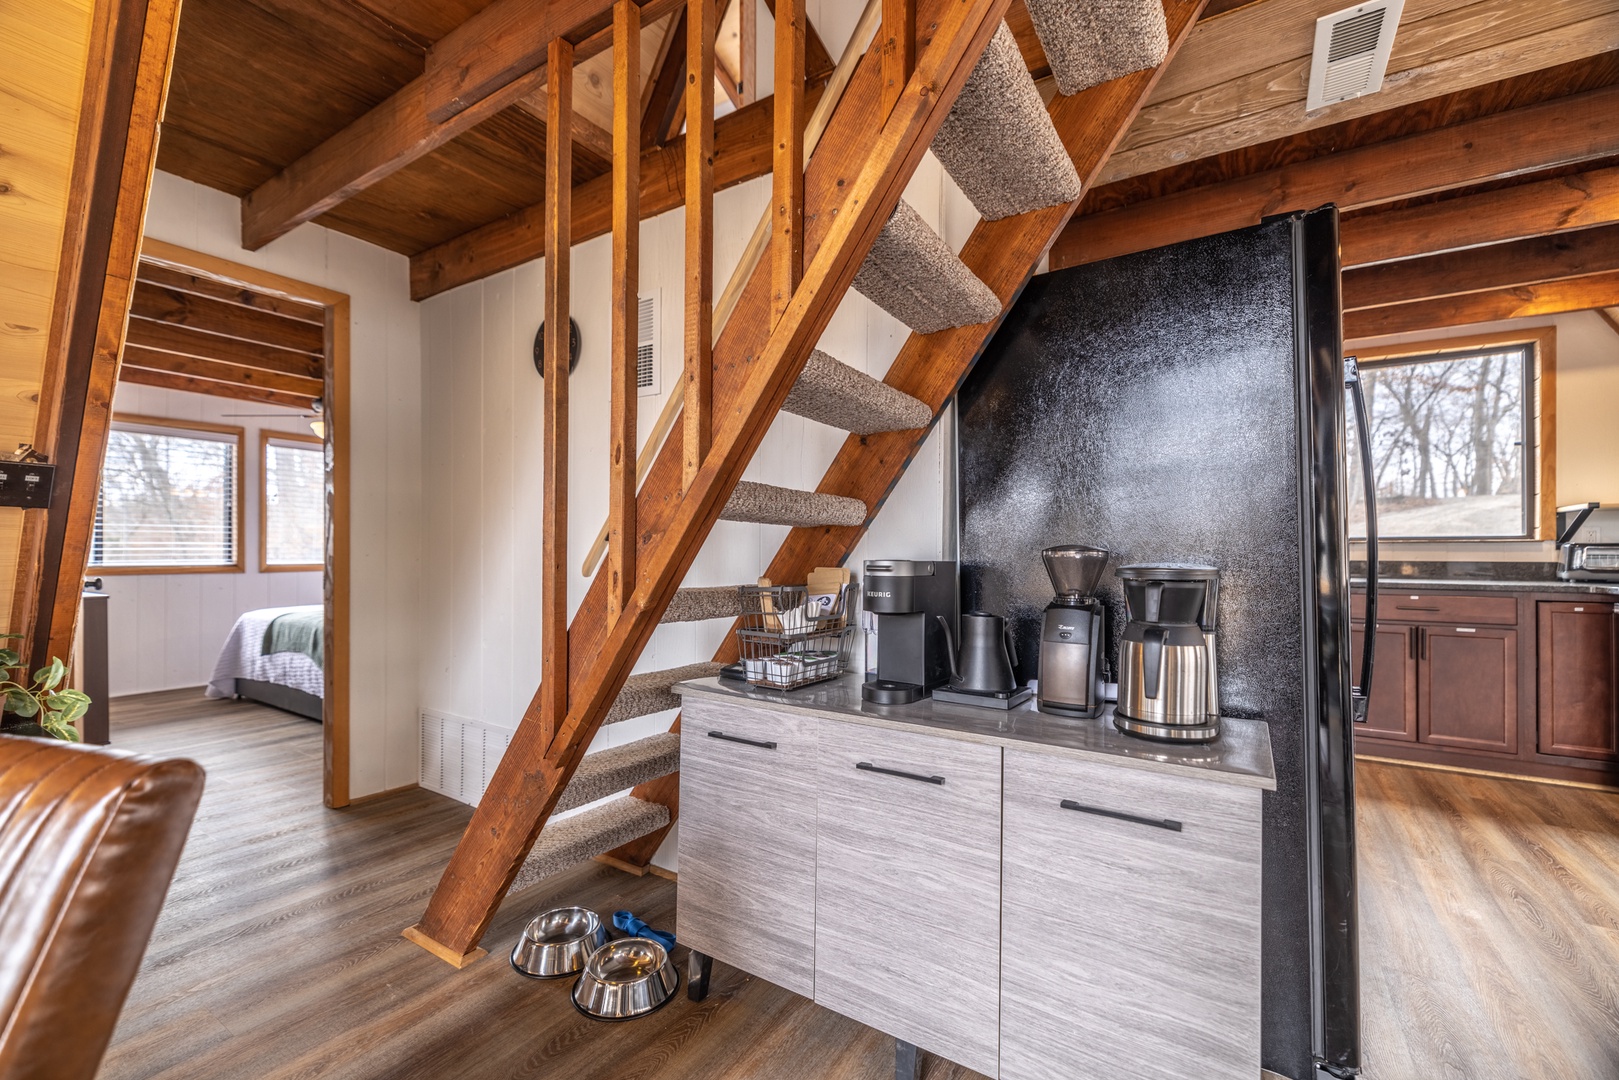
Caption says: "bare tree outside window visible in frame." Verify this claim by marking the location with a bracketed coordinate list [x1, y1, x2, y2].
[1347, 346, 1532, 539]
[264, 440, 324, 566]
[92, 423, 240, 568]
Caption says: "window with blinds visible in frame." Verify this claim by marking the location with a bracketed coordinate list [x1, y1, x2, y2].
[92, 420, 241, 570]
[264, 438, 324, 568]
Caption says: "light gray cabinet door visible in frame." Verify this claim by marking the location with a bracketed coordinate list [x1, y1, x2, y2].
[999, 750, 1263, 1080]
[677, 697, 818, 998]
[814, 720, 1002, 1077]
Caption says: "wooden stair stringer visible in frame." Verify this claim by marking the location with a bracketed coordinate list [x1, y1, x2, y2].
[408, 0, 1013, 964]
[609, 0, 1211, 870]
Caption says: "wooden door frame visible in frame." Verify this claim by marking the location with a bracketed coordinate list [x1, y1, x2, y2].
[138, 238, 353, 808]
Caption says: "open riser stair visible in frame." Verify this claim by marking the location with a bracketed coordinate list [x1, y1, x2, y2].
[408, 0, 1192, 964]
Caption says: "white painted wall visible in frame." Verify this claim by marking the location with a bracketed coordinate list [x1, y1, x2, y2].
[99, 383, 322, 696]
[1348, 309, 1619, 563]
[417, 151, 979, 868]
[138, 172, 424, 798]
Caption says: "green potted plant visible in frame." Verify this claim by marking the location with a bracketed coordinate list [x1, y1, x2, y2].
[1, 635, 90, 742]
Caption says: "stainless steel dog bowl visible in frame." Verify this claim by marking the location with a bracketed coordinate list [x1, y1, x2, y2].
[510, 907, 607, 979]
[571, 937, 680, 1020]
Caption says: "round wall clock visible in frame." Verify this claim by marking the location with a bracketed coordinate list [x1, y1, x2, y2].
[534, 318, 582, 377]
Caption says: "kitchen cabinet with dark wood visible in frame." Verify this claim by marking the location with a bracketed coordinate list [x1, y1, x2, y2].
[1418, 625, 1518, 754]
[1350, 622, 1418, 741]
[1537, 601, 1619, 761]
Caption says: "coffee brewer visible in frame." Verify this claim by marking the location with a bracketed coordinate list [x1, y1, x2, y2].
[1114, 563, 1221, 742]
[1037, 545, 1109, 718]
[861, 560, 957, 704]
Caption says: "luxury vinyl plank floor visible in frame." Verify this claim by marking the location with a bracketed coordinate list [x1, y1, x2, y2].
[95, 690, 1619, 1080]
[1357, 760, 1619, 1080]
[97, 689, 983, 1080]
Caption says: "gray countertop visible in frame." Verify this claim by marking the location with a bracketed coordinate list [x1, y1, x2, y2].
[676, 674, 1277, 791]
[1352, 577, 1619, 596]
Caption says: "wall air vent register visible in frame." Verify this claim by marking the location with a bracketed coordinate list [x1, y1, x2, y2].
[1306, 0, 1405, 112]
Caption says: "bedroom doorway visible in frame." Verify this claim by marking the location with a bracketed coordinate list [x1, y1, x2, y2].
[125, 239, 353, 807]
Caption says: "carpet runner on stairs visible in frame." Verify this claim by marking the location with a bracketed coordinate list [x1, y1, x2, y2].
[782, 350, 932, 434]
[930, 22, 1083, 221]
[1022, 0, 1168, 96]
[510, 796, 669, 892]
[662, 586, 747, 623]
[721, 480, 867, 528]
[605, 661, 724, 725]
[853, 200, 1001, 334]
[557, 732, 682, 813]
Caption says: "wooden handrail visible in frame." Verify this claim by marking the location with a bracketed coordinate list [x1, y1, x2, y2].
[580, 0, 882, 575]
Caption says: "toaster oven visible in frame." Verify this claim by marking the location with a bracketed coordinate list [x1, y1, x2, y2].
[1557, 503, 1619, 582]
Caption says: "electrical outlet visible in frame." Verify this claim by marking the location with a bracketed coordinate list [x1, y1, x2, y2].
[0, 462, 55, 509]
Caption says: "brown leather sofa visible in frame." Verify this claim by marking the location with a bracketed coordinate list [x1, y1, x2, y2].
[0, 734, 204, 1080]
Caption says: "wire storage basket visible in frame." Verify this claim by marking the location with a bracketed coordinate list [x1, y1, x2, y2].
[736, 583, 856, 690]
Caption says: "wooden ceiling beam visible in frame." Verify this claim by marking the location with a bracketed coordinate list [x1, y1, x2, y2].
[129, 280, 326, 354]
[117, 366, 319, 410]
[121, 345, 327, 398]
[136, 262, 326, 323]
[412, 78, 824, 300]
[1341, 165, 1619, 268]
[1051, 84, 1619, 270]
[1343, 223, 1619, 311]
[515, 89, 617, 164]
[125, 318, 323, 379]
[1345, 270, 1619, 340]
[240, 0, 683, 251]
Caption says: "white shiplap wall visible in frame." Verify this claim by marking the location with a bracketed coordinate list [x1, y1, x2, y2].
[98, 383, 323, 696]
[417, 151, 981, 863]
[139, 172, 424, 798]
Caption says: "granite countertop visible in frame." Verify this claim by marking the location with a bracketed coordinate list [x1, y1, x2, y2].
[675, 674, 1277, 791]
[1351, 577, 1619, 596]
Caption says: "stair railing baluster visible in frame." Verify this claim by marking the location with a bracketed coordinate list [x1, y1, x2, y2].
[541, 34, 573, 746]
[880, 0, 915, 118]
[580, 0, 882, 577]
[609, 0, 641, 624]
[682, 0, 716, 491]
[771, 0, 805, 327]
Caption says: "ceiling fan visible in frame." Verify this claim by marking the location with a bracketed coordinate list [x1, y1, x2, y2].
[222, 398, 326, 437]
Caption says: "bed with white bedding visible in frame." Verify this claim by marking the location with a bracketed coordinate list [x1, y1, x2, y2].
[206, 605, 324, 721]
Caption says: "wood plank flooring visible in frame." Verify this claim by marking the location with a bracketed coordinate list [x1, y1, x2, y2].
[98, 689, 983, 1080]
[1357, 759, 1619, 1080]
[96, 691, 1619, 1079]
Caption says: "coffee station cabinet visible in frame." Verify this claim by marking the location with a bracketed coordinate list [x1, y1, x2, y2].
[1350, 586, 1619, 782]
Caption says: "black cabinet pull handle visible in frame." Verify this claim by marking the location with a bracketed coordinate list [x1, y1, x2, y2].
[707, 730, 776, 750]
[856, 761, 944, 785]
[1420, 627, 1428, 660]
[1060, 799, 1182, 832]
[1408, 626, 1418, 660]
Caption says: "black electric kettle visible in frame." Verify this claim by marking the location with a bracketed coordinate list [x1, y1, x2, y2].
[936, 612, 1018, 695]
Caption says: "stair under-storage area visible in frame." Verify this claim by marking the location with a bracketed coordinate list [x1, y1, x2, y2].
[408, 0, 1194, 951]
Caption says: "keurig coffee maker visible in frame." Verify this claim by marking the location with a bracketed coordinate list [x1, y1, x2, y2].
[1037, 545, 1109, 718]
[862, 560, 957, 704]
[1114, 563, 1221, 742]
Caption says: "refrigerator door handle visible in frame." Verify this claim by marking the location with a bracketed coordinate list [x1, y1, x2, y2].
[1346, 358, 1378, 724]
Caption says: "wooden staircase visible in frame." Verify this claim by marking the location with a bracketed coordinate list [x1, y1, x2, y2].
[405, 0, 1207, 967]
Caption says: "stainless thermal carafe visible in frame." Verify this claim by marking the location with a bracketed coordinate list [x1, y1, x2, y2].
[1113, 563, 1221, 742]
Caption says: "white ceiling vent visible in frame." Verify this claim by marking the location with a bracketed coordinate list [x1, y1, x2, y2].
[1306, 0, 1405, 113]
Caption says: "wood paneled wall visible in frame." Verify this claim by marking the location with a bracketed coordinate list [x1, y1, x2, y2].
[0, 0, 93, 634]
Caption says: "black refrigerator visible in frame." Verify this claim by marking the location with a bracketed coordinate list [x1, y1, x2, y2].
[957, 208, 1362, 1079]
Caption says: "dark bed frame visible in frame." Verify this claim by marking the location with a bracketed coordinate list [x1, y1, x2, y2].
[236, 678, 323, 722]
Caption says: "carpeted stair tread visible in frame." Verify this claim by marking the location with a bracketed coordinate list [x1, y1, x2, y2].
[931, 22, 1082, 221]
[663, 586, 746, 624]
[606, 662, 725, 725]
[721, 481, 867, 528]
[556, 733, 682, 814]
[1024, 0, 1168, 97]
[783, 350, 932, 434]
[510, 795, 670, 893]
[853, 200, 1001, 334]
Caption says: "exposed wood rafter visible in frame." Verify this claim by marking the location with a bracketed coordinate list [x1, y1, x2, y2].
[1051, 84, 1619, 271]
[1346, 271, 1619, 339]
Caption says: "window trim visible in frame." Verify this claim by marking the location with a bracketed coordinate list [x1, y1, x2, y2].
[90, 413, 246, 575]
[259, 428, 326, 573]
[1349, 327, 1556, 542]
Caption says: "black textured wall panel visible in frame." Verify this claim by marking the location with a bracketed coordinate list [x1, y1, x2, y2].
[958, 218, 1315, 1077]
